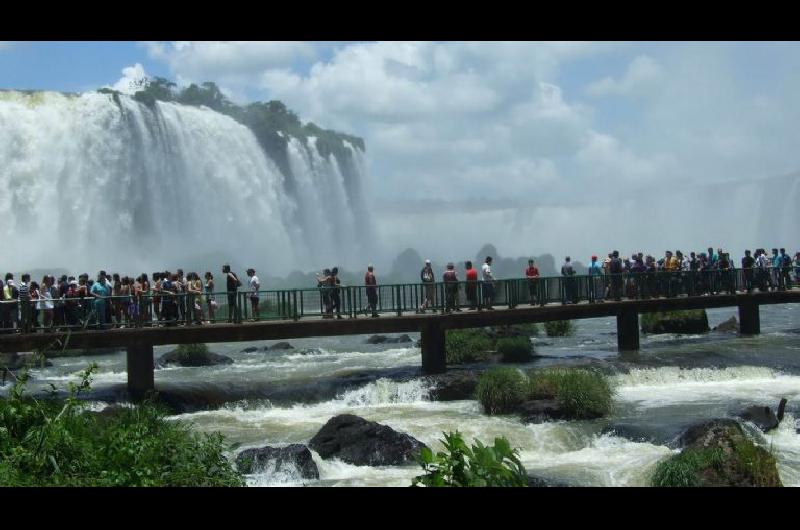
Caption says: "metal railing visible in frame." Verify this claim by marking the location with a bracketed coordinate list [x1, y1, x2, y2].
[0, 266, 797, 333]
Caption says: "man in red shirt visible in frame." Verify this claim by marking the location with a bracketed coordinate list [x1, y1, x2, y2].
[464, 260, 478, 310]
[525, 259, 540, 305]
[365, 264, 379, 318]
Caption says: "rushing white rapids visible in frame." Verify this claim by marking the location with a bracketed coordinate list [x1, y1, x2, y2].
[0, 90, 371, 273]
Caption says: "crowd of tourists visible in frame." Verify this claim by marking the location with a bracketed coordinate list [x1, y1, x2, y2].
[1, 247, 799, 332]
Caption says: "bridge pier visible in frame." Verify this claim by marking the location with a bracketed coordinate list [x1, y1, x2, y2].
[616, 309, 640, 351]
[738, 302, 760, 335]
[126, 343, 154, 402]
[421, 322, 446, 374]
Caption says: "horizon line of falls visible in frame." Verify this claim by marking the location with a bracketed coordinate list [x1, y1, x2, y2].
[0, 90, 374, 275]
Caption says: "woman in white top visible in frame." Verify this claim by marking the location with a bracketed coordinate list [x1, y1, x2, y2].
[246, 268, 260, 320]
[39, 276, 55, 329]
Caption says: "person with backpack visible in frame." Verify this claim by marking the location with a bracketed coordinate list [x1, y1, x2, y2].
[741, 250, 755, 294]
[561, 256, 576, 304]
[223, 264, 240, 323]
[442, 262, 459, 313]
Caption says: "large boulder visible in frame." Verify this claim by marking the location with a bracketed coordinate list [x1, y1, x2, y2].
[365, 334, 412, 345]
[737, 398, 787, 433]
[713, 316, 739, 333]
[241, 347, 259, 353]
[157, 349, 233, 367]
[641, 310, 710, 334]
[518, 399, 567, 424]
[236, 444, 319, 479]
[309, 414, 427, 466]
[266, 342, 294, 350]
[427, 370, 480, 401]
[653, 419, 782, 487]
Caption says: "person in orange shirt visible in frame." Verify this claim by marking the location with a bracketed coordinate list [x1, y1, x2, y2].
[464, 261, 478, 310]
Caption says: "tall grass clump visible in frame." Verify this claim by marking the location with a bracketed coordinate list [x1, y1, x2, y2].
[475, 367, 527, 415]
[496, 336, 534, 363]
[526, 368, 613, 419]
[544, 320, 575, 337]
[445, 329, 493, 364]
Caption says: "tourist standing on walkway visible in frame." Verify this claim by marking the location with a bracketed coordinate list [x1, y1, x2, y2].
[90, 272, 108, 329]
[526, 259, 541, 305]
[561, 256, 576, 304]
[330, 267, 343, 319]
[609, 251, 623, 301]
[420, 260, 436, 313]
[771, 248, 781, 290]
[742, 250, 755, 294]
[247, 268, 260, 321]
[205, 272, 216, 323]
[465, 261, 478, 310]
[587, 255, 602, 302]
[443, 262, 459, 313]
[780, 248, 792, 290]
[365, 264, 379, 318]
[223, 264, 240, 323]
[481, 256, 495, 310]
[40, 276, 54, 329]
[317, 269, 333, 317]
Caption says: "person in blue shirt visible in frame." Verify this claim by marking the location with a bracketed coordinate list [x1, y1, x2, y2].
[588, 255, 603, 302]
[771, 248, 781, 290]
[90, 272, 109, 328]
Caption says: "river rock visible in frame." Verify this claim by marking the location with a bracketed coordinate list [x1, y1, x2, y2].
[518, 399, 567, 423]
[427, 370, 480, 401]
[641, 310, 710, 334]
[527, 474, 571, 487]
[267, 342, 294, 350]
[713, 316, 739, 332]
[309, 414, 427, 466]
[241, 347, 259, 353]
[737, 398, 787, 433]
[236, 444, 319, 479]
[365, 334, 412, 345]
[659, 418, 783, 487]
[157, 349, 234, 367]
[601, 423, 661, 444]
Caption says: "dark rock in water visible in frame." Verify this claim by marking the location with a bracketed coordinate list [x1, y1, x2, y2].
[661, 418, 782, 487]
[1, 352, 52, 369]
[241, 347, 259, 353]
[738, 398, 787, 433]
[267, 342, 294, 350]
[518, 399, 567, 423]
[365, 334, 412, 345]
[602, 423, 661, 443]
[157, 350, 234, 367]
[309, 414, 427, 466]
[713, 316, 739, 332]
[641, 310, 710, 334]
[236, 444, 319, 479]
[414, 340, 421, 348]
[300, 348, 325, 356]
[527, 475, 571, 487]
[427, 370, 480, 401]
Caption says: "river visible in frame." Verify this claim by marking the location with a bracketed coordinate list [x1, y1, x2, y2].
[6, 304, 800, 487]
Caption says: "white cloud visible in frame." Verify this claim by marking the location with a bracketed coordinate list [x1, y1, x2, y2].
[586, 54, 663, 97]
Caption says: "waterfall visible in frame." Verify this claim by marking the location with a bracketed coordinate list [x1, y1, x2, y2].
[0, 90, 373, 275]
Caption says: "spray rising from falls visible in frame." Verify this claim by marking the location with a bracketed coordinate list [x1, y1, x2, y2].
[0, 91, 372, 273]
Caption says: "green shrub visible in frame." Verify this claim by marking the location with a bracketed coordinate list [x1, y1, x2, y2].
[0, 365, 244, 487]
[544, 320, 575, 337]
[526, 368, 613, 419]
[640, 310, 709, 334]
[174, 343, 210, 363]
[445, 329, 493, 364]
[475, 367, 527, 415]
[412, 431, 527, 487]
[496, 336, 534, 363]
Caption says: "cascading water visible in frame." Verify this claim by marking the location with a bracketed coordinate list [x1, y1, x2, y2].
[0, 90, 372, 274]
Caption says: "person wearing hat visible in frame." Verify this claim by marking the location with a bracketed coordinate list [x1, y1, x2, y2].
[419, 259, 436, 313]
[442, 262, 459, 313]
[364, 264, 379, 318]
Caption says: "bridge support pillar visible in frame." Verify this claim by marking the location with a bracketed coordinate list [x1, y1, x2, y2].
[738, 302, 760, 335]
[617, 309, 640, 351]
[421, 322, 446, 374]
[127, 343, 155, 402]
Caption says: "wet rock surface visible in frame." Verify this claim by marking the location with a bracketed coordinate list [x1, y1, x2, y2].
[157, 349, 234, 367]
[236, 444, 319, 479]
